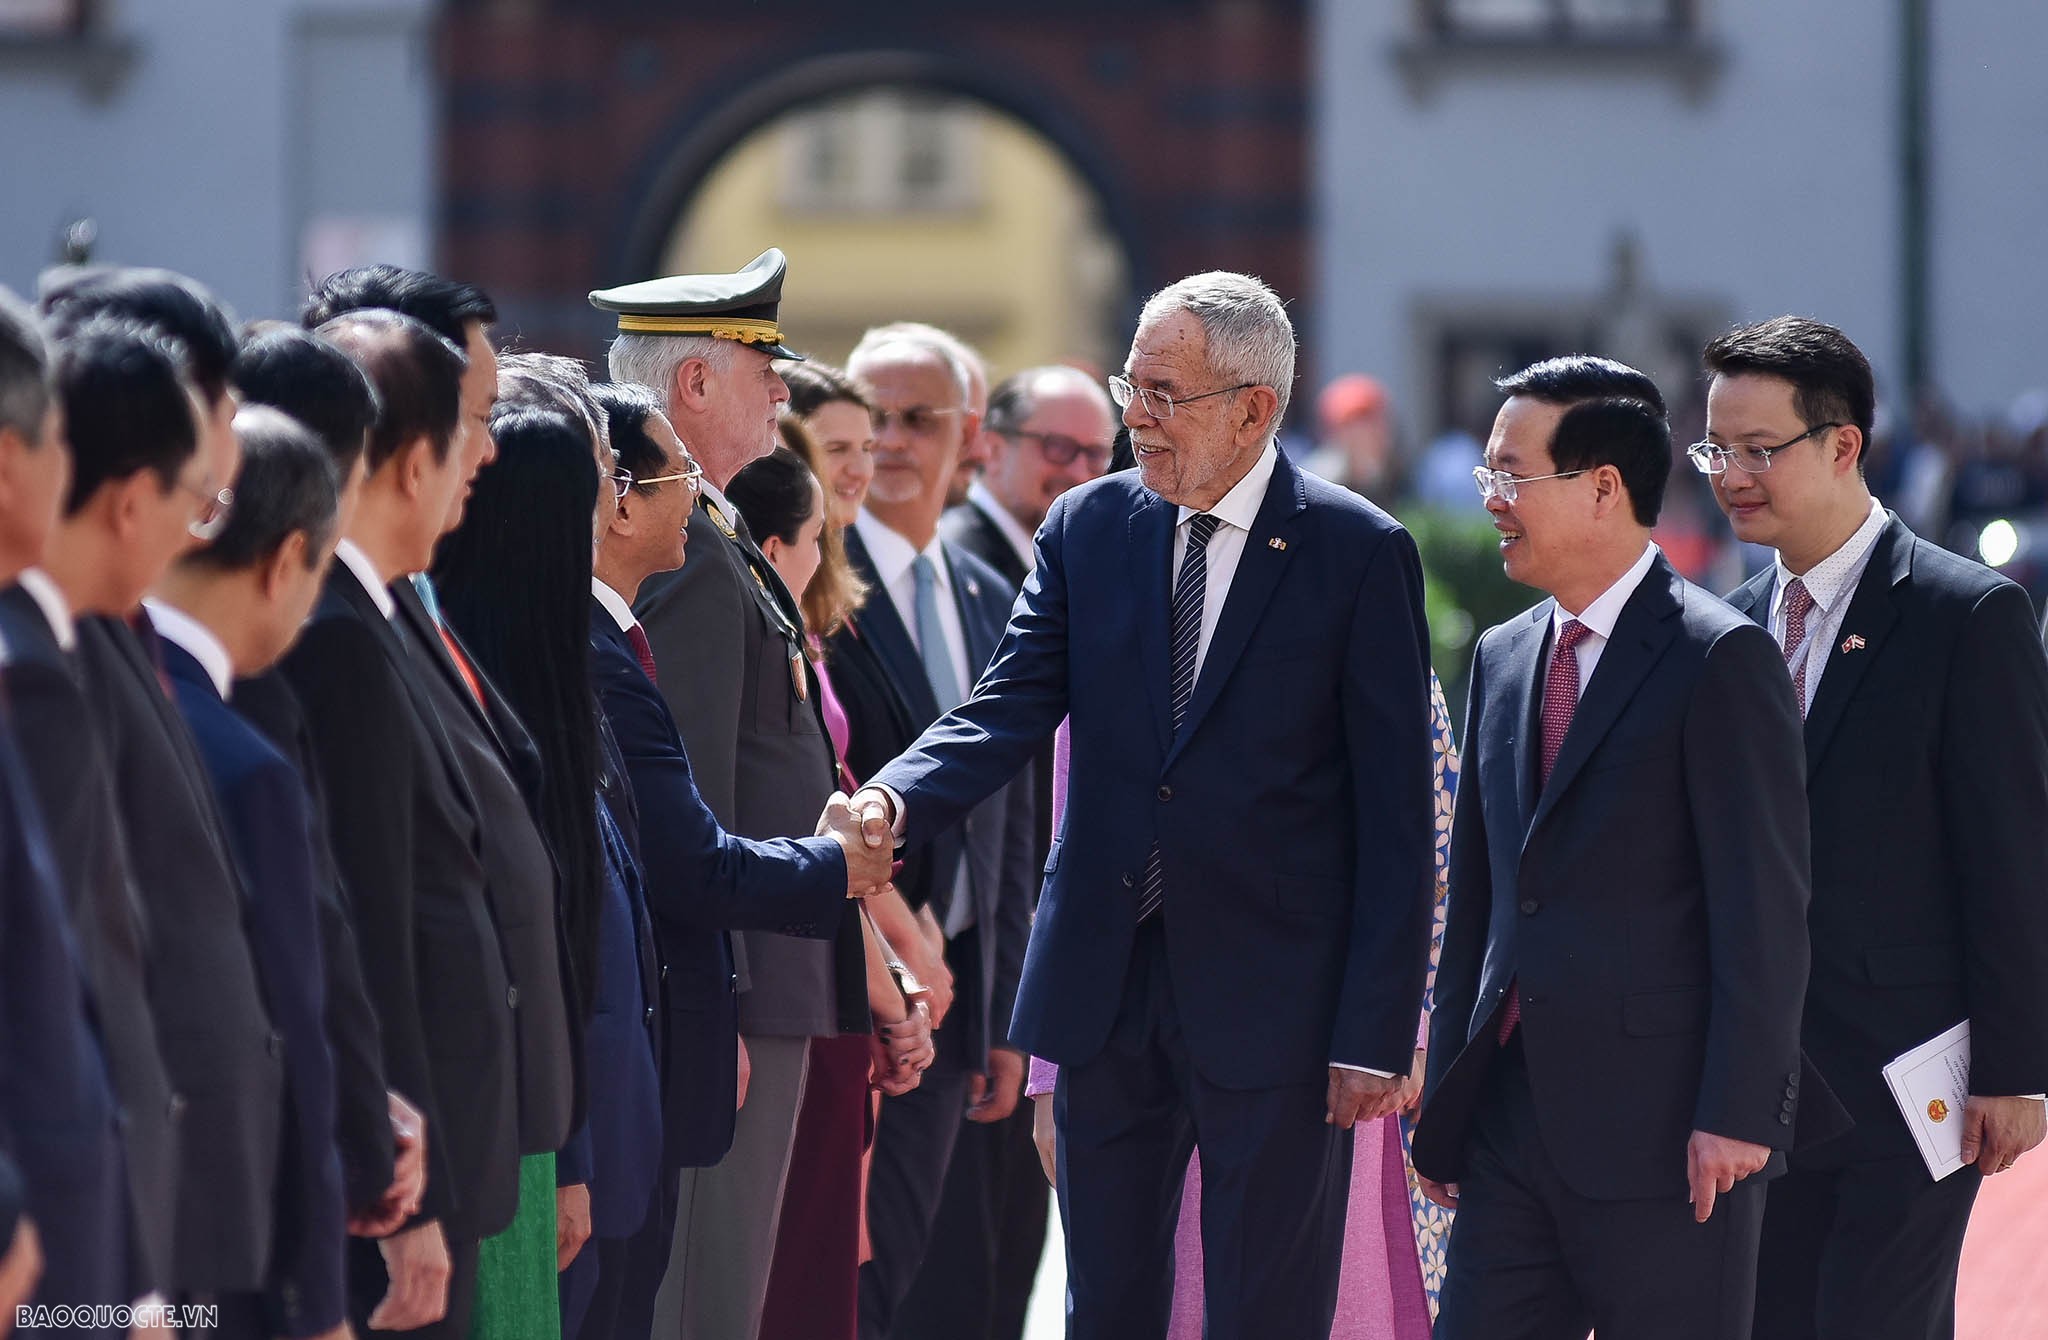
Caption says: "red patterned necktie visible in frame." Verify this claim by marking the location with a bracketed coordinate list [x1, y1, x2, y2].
[626, 623, 659, 683]
[1781, 577, 1815, 717]
[1499, 617, 1592, 1045]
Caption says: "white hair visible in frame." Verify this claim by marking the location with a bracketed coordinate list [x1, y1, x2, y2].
[1137, 271, 1296, 433]
[848, 321, 983, 409]
[605, 331, 734, 412]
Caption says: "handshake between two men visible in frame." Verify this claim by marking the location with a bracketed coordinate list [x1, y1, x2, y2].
[819, 789, 898, 898]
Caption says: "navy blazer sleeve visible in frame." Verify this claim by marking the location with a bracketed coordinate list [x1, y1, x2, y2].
[989, 758, 1036, 1053]
[871, 498, 1074, 846]
[594, 640, 847, 936]
[1425, 635, 1495, 1109]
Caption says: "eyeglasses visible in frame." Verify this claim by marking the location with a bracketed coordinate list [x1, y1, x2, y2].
[1472, 465, 1587, 506]
[1687, 423, 1842, 475]
[872, 405, 964, 436]
[999, 428, 1113, 472]
[177, 477, 235, 542]
[1107, 375, 1256, 420]
[608, 468, 635, 502]
[635, 456, 705, 498]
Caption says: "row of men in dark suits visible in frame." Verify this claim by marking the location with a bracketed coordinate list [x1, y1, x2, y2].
[0, 259, 897, 1340]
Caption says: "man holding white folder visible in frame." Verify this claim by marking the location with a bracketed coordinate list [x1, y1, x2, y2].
[1706, 317, 2048, 1340]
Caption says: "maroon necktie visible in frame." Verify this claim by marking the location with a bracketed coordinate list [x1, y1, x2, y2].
[128, 610, 175, 700]
[626, 623, 659, 683]
[1499, 618, 1592, 1045]
[1781, 577, 1815, 717]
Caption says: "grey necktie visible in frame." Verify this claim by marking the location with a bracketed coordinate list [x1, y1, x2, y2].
[911, 553, 962, 708]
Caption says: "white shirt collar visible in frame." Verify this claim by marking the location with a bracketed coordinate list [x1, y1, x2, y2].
[1772, 497, 1888, 620]
[1553, 542, 1660, 642]
[591, 577, 637, 633]
[334, 539, 396, 621]
[15, 567, 76, 651]
[142, 599, 234, 700]
[967, 479, 1038, 571]
[1175, 442, 1278, 533]
[855, 510, 950, 593]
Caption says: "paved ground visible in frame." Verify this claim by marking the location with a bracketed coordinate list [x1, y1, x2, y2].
[1020, 1148, 2047, 1339]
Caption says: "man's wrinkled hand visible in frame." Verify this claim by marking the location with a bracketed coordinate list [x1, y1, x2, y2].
[820, 791, 893, 897]
[1326, 1068, 1403, 1128]
[1960, 1095, 2047, 1175]
[1687, 1130, 1771, 1223]
[368, 1219, 450, 1331]
[850, 786, 897, 852]
[968, 1048, 1026, 1124]
[1417, 1176, 1459, 1210]
[351, 1091, 429, 1238]
[556, 1183, 591, 1272]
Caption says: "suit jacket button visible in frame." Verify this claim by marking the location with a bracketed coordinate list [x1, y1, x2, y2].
[1785, 1084, 1798, 1099]
[168, 1093, 187, 1121]
[1157, 785, 1173, 802]
[1780, 1113, 1793, 1125]
[1519, 898, 1539, 915]
[644, 1007, 656, 1026]
[1787, 1071, 1800, 1084]
[269, 1031, 284, 1058]
[1121, 873, 1135, 888]
[661, 965, 670, 982]
[507, 985, 520, 1009]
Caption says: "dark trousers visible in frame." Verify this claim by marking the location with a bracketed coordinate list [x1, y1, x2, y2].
[1753, 1153, 1982, 1340]
[759, 1033, 875, 1340]
[1053, 920, 1350, 1340]
[890, 1100, 1049, 1340]
[1434, 1037, 1766, 1340]
[857, 1000, 975, 1340]
[561, 1232, 631, 1340]
[609, 1170, 678, 1340]
[347, 1231, 480, 1340]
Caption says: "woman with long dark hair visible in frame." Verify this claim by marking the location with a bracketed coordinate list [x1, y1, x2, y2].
[432, 403, 660, 1340]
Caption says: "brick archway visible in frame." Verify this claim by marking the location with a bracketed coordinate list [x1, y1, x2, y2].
[437, 2, 1308, 365]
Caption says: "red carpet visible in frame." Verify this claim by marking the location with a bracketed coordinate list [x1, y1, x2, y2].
[1956, 1152, 2048, 1337]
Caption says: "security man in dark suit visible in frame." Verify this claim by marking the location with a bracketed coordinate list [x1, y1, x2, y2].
[281, 310, 518, 1338]
[595, 249, 869, 1340]
[1701, 317, 2048, 1340]
[0, 285, 127, 1325]
[839, 328, 1037, 1340]
[151, 409, 352, 1340]
[923, 362, 1116, 1340]
[1414, 357, 1818, 1340]
[586, 381, 883, 1340]
[34, 306, 288, 1307]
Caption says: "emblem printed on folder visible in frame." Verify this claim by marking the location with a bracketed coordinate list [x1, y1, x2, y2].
[1841, 633, 1867, 653]
[1927, 1098, 1949, 1123]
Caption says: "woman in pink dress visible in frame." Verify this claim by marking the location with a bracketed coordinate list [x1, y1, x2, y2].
[1027, 675, 1460, 1338]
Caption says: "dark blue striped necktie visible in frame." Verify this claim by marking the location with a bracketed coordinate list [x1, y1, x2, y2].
[1137, 512, 1220, 923]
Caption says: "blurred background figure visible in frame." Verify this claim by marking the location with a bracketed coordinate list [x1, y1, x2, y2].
[1302, 374, 1398, 499]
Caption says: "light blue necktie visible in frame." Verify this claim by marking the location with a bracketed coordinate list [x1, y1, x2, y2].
[911, 553, 962, 709]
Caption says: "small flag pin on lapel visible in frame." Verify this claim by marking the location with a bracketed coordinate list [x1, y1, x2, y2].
[1267, 537, 1287, 551]
[1841, 633, 1866, 653]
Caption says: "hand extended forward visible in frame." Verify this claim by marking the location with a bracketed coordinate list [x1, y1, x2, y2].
[818, 789, 894, 897]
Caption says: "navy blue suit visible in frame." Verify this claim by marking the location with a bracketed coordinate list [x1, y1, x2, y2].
[0, 681, 126, 1320]
[161, 639, 347, 1338]
[866, 452, 1436, 1339]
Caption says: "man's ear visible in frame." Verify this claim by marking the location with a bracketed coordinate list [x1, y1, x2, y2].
[1590, 463, 1628, 518]
[671, 358, 711, 413]
[1236, 387, 1281, 447]
[609, 488, 640, 540]
[262, 531, 311, 599]
[396, 434, 433, 499]
[1833, 424, 1866, 476]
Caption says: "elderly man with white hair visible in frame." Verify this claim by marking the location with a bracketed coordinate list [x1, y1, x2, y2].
[841, 272, 1437, 1340]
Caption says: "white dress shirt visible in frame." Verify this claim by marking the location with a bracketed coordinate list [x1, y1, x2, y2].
[1550, 542, 1661, 696]
[1172, 443, 1280, 685]
[854, 511, 974, 700]
[16, 567, 76, 651]
[334, 539, 396, 621]
[1769, 497, 1889, 716]
[592, 576, 638, 633]
[143, 599, 233, 700]
[967, 479, 1038, 575]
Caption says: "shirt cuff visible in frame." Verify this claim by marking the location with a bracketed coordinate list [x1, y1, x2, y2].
[1330, 1062, 1399, 1079]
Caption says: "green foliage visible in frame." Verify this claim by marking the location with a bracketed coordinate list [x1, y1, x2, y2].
[1398, 504, 1533, 722]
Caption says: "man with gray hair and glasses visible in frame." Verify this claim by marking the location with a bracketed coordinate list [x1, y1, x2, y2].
[843, 271, 1436, 1339]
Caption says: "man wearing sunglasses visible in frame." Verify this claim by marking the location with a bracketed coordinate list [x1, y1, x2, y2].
[1705, 317, 2048, 1340]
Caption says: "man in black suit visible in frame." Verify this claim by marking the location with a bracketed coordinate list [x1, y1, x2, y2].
[281, 310, 519, 1338]
[33, 308, 289, 1312]
[1700, 318, 2048, 1340]
[1413, 357, 1815, 1340]
[151, 409, 352, 1340]
[924, 362, 1116, 1340]
[839, 327, 1037, 1340]
[596, 250, 869, 1340]
[587, 381, 888, 1340]
[0, 286, 128, 1324]
[0, 324, 180, 1311]
[226, 324, 426, 1242]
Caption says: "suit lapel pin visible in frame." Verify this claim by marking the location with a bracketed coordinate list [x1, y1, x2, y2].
[1267, 537, 1287, 551]
[966, 578, 980, 598]
[1841, 633, 1866, 653]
